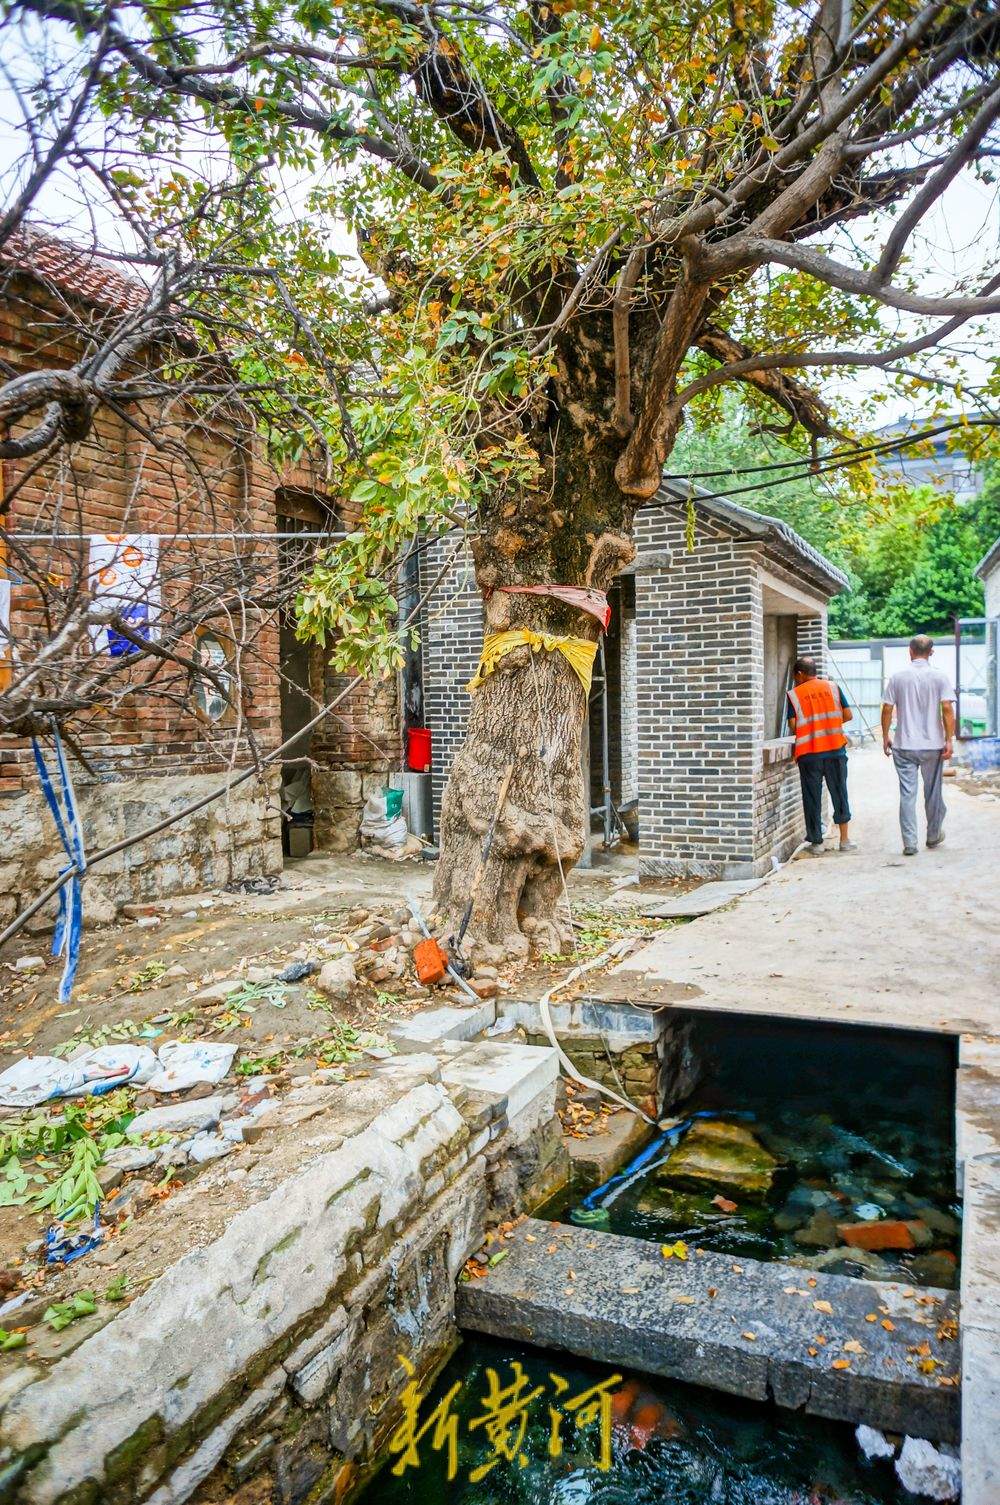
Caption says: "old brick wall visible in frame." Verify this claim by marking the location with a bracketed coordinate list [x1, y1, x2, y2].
[0, 263, 287, 921]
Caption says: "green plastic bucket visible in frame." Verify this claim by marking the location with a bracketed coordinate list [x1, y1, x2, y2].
[384, 787, 404, 819]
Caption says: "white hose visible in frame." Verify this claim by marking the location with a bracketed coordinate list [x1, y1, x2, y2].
[537, 939, 659, 1126]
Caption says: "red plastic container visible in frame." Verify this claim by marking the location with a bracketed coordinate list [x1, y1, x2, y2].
[407, 726, 432, 772]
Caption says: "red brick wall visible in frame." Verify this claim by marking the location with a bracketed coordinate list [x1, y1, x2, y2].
[0, 267, 290, 794]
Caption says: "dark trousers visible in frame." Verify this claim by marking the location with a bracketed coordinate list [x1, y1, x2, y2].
[797, 752, 851, 845]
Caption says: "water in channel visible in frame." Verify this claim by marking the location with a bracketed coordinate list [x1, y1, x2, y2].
[556, 1017, 960, 1288]
[368, 1335, 909, 1504]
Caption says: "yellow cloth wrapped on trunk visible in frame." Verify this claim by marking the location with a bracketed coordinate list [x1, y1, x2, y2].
[467, 629, 597, 697]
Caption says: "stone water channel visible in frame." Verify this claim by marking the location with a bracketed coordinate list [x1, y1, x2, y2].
[0, 1002, 966, 1504]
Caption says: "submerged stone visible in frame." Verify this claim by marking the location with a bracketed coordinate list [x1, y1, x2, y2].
[792, 1209, 840, 1248]
[658, 1120, 780, 1200]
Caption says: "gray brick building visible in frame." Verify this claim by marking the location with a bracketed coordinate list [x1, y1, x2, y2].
[414, 479, 847, 878]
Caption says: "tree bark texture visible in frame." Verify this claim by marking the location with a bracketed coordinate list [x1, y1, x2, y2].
[432, 398, 636, 963]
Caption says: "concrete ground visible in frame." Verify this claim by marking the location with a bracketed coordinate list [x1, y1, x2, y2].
[595, 744, 1000, 1504]
[602, 745, 999, 1037]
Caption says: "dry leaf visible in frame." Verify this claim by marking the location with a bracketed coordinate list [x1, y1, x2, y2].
[675, 1294, 696, 1305]
[918, 1358, 938, 1374]
[807, 1346, 818, 1357]
[813, 1300, 833, 1315]
[620, 1285, 639, 1294]
[881, 1319, 895, 1331]
[707, 1286, 718, 1298]
[741, 1331, 757, 1342]
[843, 1340, 864, 1355]
[711, 1195, 738, 1213]
[831, 1358, 851, 1371]
[865, 1313, 878, 1323]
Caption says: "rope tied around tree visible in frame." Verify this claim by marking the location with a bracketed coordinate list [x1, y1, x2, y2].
[467, 630, 598, 698]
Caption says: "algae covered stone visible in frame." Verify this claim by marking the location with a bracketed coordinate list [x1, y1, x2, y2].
[658, 1120, 780, 1200]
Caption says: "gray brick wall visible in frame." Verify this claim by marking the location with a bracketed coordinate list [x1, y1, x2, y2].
[419, 539, 482, 834]
[632, 506, 762, 877]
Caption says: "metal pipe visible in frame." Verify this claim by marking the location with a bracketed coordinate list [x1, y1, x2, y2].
[599, 638, 613, 849]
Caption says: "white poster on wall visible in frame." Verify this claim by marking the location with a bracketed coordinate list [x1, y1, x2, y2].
[88, 534, 161, 656]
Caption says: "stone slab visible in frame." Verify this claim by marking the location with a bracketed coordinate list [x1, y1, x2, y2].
[960, 1326, 1000, 1505]
[457, 1218, 959, 1442]
[497, 997, 667, 1050]
[390, 1001, 495, 1050]
[636, 879, 765, 919]
[440, 1042, 558, 1124]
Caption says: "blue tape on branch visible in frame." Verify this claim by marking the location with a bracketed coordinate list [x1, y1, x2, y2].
[31, 728, 86, 1004]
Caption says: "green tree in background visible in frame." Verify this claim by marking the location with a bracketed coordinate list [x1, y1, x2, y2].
[872, 477, 1000, 635]
[673, 407, 1000, 636]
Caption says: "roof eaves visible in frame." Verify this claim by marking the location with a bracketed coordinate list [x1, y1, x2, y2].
[974, 535, 1000, 582]
[655, 475, 850, 595]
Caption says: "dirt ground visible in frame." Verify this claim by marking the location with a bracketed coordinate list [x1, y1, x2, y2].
[0, 841, 690, 1361]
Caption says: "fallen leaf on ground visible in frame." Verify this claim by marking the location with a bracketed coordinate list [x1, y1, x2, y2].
[881, 1319, 895, 1331]
[831, 1358, 851, 1371]
[674, 1295, 696, 1305]
[741, 1331, 757, 1342]
[711, 1195, 738, 1213]
[813, 1300, 833, 1315]
[843, 1340, 865, 1354]
[661, 1241, 688, 1260]
[865, 1313, 878, 1322]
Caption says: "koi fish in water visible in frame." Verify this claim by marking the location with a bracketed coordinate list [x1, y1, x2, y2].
[610, 1378, 685, 1452]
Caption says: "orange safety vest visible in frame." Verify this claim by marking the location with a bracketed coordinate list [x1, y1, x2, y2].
[787, 677, 847, 759]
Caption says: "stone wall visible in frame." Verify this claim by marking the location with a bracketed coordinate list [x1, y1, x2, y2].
[0, 1044, 562, 1505]
[0, 771, 282, 929]
[499, 999, 700, 1117]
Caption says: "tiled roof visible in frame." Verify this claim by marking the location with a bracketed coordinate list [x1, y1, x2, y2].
[0, 226, 149, 313]
[657, 475, 850, 596]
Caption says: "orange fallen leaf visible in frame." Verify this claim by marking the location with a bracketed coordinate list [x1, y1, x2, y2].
[711, 1195, 738, 1213]
[865, 1313, 878, 1323]
[808, 1346, 818, 1357]
[741, 1331, 757, 1341]
[831, 1358, 851, 1371]
[881, 1319, 895, 1331]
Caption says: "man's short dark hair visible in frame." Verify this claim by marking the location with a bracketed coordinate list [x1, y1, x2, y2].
[794, 656, 818, 677]
[910, 634, 933, 657]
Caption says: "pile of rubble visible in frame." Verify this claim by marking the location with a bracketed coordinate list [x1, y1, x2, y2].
[306, 905, 505, 1005]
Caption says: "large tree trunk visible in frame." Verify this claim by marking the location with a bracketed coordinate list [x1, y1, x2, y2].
[432, 596, 590, 966]
[431, 413, 635, 962]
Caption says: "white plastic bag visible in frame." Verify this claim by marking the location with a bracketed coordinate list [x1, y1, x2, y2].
[0, 1056, 84, 1109]
[145, 1040, 238, 1093]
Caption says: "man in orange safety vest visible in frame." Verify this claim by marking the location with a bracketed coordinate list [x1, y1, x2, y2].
[786, 656, 855, 856]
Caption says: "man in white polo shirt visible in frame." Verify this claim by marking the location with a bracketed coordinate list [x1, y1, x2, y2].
[881, 635, 957, 856]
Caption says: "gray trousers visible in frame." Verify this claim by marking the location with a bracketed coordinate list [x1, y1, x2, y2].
[891, 748, 946, 849]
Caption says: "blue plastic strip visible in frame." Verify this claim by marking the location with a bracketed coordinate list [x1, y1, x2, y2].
[578, 1109, 757, 1211]
[31, 730, 85, 1003]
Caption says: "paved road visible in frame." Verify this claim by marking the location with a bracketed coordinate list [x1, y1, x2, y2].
[605, 746, 999, 1040]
